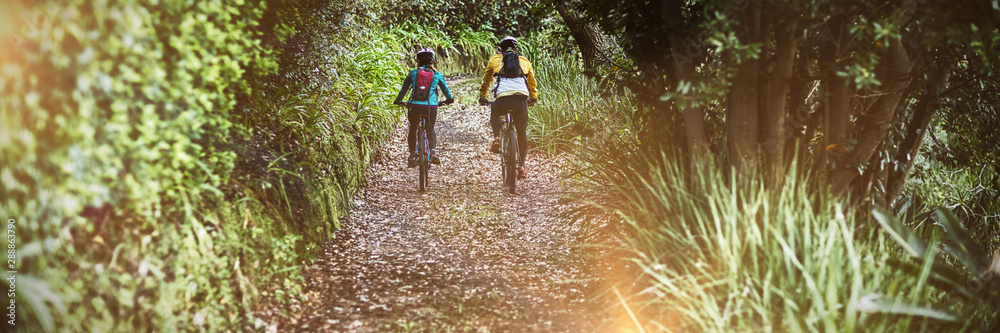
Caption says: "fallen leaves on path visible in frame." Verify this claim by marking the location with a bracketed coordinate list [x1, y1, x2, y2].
[256, 80, 610, 332]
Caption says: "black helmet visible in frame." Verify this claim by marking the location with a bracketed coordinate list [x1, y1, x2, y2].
[499, 36, 518, 51]
[416, 48, 435, 63]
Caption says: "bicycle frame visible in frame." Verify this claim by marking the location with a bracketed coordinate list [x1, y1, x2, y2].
[497, 107, 519, 194]
[483, 99, 527, 194]
[408, 104, 432, 192]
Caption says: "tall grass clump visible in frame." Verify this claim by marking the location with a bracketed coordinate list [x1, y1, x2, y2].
[868, 207, 1000, 331]
[385, 22, 495, 75]
[518, 34, 637, 155]
[574, 148, 959, 331]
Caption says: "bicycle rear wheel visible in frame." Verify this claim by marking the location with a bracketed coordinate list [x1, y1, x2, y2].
[501, 161, 510, 186]
[505, 128, 518, 194]
[500, 128, 510, 185]
[417, 125, 429, 192]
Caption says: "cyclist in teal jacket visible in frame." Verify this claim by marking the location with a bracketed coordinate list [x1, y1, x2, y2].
[393, 48, 454, 167]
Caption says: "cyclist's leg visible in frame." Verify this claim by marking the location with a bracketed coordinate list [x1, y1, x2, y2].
[488, 100, 505, 153]
[493, 95, 527, 136]
[513, 98, 529, 167]
[426, 106, 438, 151]
[489, 101, 502, 138]
[406, 107, 419, 153]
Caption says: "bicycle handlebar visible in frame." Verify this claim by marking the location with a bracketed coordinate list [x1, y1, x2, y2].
[479, 99, 536, 107]
[395, 101, 453, 107]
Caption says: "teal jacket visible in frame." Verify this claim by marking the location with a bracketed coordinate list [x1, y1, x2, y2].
[393, 66, 453, 106]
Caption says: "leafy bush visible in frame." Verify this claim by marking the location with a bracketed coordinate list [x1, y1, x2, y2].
[381, 0, 550, 39]
[903, 144, 1000, 248]
[1, 0, 273, 329]
[0, 0, 407, 331]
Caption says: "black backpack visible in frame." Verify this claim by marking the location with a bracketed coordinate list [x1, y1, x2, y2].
[496, 51, 524, 78]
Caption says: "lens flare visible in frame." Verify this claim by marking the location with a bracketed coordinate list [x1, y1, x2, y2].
[0, 2, 24, 63]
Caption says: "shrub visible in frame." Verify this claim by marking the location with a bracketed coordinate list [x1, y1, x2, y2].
[0, 0, 406, 330]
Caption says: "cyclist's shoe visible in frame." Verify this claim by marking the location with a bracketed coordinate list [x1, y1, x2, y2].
[517, 166, 527, 180]
[489, 137, 501, 154]
[407, 153, 418, 168]
[430, 150, 441, 165]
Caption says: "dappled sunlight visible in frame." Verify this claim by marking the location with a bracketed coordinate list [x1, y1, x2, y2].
[3, 0, 999, 331]
[1, 10, 17, 64]
[254, 80, 609, 331]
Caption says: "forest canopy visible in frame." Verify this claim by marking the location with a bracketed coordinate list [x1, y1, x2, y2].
[568, 0, 1000, 201]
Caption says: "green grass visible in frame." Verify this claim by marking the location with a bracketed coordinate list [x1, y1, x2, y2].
[517, 34, 636, 155]
[869, 207, 1000, 331]
[571, 146, 965, 331]
[387, 22, 495, 75]
[511, 27, 988, 332]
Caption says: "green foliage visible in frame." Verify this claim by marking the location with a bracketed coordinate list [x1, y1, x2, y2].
[518, 33, 637, 155]
[2, 0, 259, 233]
[0, 0, 406, 331]
[931, 61, 1000, 170]
[554, 1, 1000, 330]
[386, 21, 496, 74]
[575, 0, 1000, 200]
[1, 0, 273, 329]
[903, 142, 999, 248]
[377, 0, 562, 75]
[869, 207, 1000, 331]
[569, 145, 962, 331]
[382, 0, 549, 38]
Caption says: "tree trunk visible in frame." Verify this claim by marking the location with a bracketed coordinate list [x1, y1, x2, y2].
[830, 38, 913, 196]
[670, 33, 708, 155]
[884, 65, 951, 202]
[761, 21, 798, 177]
[555, 0, 607, 69]
[816, 14, 852, 177]
[788, 52, 816, 171]
[824, 76, 851, 161]
[757, 20, 772, 149]
[727, 0, 762, 170]
[852, 142, 888, 204]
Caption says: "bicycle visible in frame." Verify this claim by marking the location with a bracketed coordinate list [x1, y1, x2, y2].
[486, 101, 521, 194]
[397, 101, 453, 192]
[400, 102, 432, 192]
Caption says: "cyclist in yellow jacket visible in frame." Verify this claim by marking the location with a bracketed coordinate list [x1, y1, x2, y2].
[478, 36, 537, 179]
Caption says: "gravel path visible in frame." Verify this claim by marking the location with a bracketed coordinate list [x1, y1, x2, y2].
[262, 80, 609, 332]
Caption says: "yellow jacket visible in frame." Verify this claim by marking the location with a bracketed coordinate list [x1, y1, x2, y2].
[478, 53, 538, 100]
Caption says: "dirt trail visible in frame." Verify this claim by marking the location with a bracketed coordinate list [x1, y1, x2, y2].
[266, 79, 609, 332]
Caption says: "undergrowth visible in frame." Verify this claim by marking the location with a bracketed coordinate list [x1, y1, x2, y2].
[903, 152, 1000, 248]
[569, 141, 978, 331]
[489, 31, 637, 156]
[0, 0, 416, 331]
